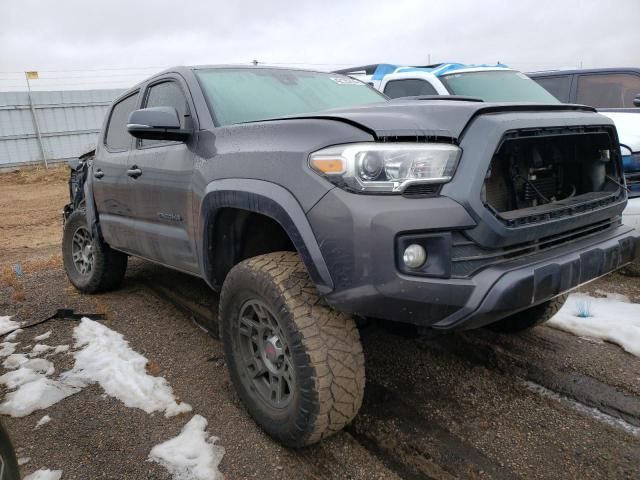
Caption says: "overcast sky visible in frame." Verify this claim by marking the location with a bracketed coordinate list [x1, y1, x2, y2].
[0, 0, 638, 90]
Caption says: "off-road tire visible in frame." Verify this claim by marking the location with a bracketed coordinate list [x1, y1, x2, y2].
[219, 251, 365, 447]
[62, 209, 127, 293]
[487, 294, 567, 333]
[0, 422, 19, 480]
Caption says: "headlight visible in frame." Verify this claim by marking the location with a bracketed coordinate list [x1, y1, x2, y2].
[309, 143, 461, 194]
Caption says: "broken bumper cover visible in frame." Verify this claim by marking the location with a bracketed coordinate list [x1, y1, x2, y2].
[322, 224, 640, 330]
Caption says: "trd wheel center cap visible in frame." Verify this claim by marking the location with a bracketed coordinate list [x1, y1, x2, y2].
[264, 335, 283, 364]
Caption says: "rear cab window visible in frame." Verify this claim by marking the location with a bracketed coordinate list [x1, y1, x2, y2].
[104, 93, 139, 151]
[383, 78, 438, 98]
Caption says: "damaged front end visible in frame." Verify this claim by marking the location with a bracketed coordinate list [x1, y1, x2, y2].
[482, 126, 625, 227]
[63, 149, 94, 223]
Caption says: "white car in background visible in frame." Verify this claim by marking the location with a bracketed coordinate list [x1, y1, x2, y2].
[336, 63, 640, 241]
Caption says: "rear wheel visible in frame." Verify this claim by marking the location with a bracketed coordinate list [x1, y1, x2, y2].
[62, 210, 127, 293]
[487, 294, 567, 334]
[219, 251, 365, 447]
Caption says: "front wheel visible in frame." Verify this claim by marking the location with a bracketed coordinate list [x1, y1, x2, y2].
[62, 210, 127, 293]
[0, 422, 19, 480]
[487, 294, 567, 334]
[219, 252, 365, 447]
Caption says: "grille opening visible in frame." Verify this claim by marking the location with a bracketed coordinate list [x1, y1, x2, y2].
[483, 127, 623, 225]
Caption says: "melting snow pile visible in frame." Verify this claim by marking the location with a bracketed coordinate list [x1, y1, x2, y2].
[23, 469, 63, 480]
[0, 342, 19, 357]
[62, 318, 192, 417]
[33, 330, 52, 341]
[0, 316, 21, 335]
[548, 292, 640, 357]
[36, 414, 51, 429]
[0, 356, 79, 417]
[0, 318, 190, 417]
[149, 415, 225, 480]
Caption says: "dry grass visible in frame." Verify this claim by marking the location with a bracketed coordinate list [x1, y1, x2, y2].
[1, 264, 25, 302]
[1, 255, 62, 303]
[0, 163, 68, 186]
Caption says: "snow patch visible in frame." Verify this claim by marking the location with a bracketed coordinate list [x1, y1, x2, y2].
[0, 342, 19, 357]
[0, 355, 76, 417]
[548, 293, 640, 357]
[3, 353, 28, 369]
[149, 415, 225, 480]
[36, 414, 51, 429]
[0, 376, 79, 417]
[0, 316, 21, 335]
[5, 328, 23, 341]
[18, 456, 31, 465]
[30, 344, 54, 357]
[23, 469, 63, 480]
[34, 330, 52, 341]
[62, 318, 191, 417]
[51, 345, 69, 355]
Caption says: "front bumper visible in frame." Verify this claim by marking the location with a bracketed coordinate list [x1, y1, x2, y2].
[308, 190, 640, 330]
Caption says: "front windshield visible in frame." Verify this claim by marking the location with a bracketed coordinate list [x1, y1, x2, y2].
[440, 70, 560, 103]
[196, 68, 386, 126]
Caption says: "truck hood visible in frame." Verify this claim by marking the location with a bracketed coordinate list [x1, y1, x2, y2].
[283, 100, 598, 142]
[599, 110, 640, 152]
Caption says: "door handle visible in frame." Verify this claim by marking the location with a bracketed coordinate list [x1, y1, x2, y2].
[94, 169, 104, 179]
[127, 166, 143, 179]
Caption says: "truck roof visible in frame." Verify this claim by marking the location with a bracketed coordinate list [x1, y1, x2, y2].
[333, 63, 511, 81]
[528, 67, 640, 77]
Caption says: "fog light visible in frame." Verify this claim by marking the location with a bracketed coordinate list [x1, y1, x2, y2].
[403, 244, 427, 269]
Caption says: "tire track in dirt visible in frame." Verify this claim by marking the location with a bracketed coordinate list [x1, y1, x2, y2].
[416, 329, 640, 429]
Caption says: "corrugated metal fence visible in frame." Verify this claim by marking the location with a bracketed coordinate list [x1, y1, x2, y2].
[0, 89, 124, 168]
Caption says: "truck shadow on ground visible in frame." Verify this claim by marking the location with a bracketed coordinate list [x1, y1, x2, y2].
[126, 259, 640, 480]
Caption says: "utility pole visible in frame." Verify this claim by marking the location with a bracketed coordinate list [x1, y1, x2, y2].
[25, 71, 48, 168]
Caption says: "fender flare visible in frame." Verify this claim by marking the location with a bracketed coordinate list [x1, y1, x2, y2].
[199, 179, 334, 294]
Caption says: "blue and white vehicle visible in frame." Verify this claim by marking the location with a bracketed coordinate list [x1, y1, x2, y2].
[334, 63, 558, 103]
[337, 63, 640, 247]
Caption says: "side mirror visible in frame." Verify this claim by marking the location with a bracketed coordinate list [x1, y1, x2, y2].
[634, 94, 640, 107]
[127, 106, 190, 141]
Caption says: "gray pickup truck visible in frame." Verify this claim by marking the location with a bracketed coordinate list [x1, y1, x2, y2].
[62, 65, 640, 447]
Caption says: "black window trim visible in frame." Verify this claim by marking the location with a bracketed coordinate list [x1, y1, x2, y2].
[103, 90, 140, 153]
[531, 74, 574, 103]
[382, 78, 439, 97]
[137, 76, 193, 150]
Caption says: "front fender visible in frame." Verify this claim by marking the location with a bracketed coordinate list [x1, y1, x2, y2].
[199, 179, 333, 294]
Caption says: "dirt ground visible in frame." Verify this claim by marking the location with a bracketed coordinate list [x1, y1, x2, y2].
[1, 167, 639, 479]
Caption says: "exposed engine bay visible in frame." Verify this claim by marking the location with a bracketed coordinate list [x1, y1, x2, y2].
[482, 128, 623, 224]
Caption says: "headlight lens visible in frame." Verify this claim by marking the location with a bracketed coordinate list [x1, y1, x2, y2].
[309, 143, 461, 193]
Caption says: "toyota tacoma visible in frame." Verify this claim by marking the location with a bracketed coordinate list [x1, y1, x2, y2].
[62, 65, 640, 447]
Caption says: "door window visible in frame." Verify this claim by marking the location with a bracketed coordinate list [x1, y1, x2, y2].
[104, 93, 138, 151]
[141, 81, 189, 146]
[383, 78, 438, 98]
[533, 76, 572, 102]
[576, 73, 640, 108]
